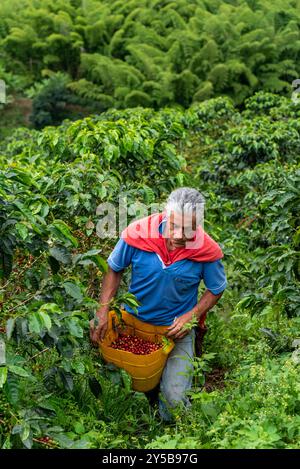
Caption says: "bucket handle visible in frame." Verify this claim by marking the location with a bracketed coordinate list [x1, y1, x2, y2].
[108, 310, 126, 333]
[107, 310, 118, 332]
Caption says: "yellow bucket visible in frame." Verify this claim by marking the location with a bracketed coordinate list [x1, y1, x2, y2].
[99, 309, 175, 392]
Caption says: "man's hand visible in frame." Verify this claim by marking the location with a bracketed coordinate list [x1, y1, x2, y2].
[90, 310, 108, 346]
[166, 311, 195, 340]
[166, 289, 224, 340]
[89, 267, 124, 346]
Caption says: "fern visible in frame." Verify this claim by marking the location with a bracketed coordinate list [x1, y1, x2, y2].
[104, 14, 124, 37]
[172, 69, 200, 107]
[3, 25, 38, 60]
[274, 9, 295, 32]
[227, 59, 258, 88]
[116, 62, 145, 87]
[167, 40, 185, 73]
[125, 44, 159, 80]
[130, 25, 167, 51]
[261, 76, 291, 93]
[2, 0, 300, 111]
[161, 8, 187, 30]
[142, 78, 173, 107]
[114, 86, 130, 103]
[208, 63, 229, 91]
[108, 28, 127, 59]
[193, 81, 214, 102]
[124, 90, 152, 108]
[167, 30, 200, 64]
[197, 39, 220, 63]
[202, 14, 229, 43]
[85, 20, 110, 50]
[130, 43, 165, 64]
[125, 7, 154, 26]
[67, 78, 104, 100]
[80, 53, 115, 91]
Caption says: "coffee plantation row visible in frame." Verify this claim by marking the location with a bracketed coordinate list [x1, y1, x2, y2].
[0, 91, 299, 448]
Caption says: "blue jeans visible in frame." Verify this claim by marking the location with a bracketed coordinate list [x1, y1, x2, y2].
[159, 328, 196, 422]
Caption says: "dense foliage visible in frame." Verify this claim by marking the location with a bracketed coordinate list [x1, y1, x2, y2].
[1, 0, 300, 130]
[0, 91, 299, 448]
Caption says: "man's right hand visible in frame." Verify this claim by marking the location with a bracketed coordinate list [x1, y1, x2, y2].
[90, 310, 108, 346]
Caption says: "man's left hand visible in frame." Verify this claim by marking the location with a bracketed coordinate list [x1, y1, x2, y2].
[166, 311, 194, 339]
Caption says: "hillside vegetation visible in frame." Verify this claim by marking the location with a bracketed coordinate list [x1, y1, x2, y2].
[0, 91, 299, 448]
[1, 0, 300, 130]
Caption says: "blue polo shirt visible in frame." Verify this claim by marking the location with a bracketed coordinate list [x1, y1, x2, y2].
[107, 221, 227, 326]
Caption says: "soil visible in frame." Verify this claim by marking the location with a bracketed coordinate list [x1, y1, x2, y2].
[204, 367, 227, 392]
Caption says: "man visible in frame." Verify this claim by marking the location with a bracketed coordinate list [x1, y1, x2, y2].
[90, 187, 227, 421]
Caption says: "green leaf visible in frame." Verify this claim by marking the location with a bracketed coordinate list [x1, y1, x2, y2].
[12, 424, 22, 435]
[63, 282, 83, 301]
[50, 220, 79, 247]
[58, 369, 74, 391]
[74, 421, 85, 435]
[15, 223, 29, 240]
[120, 368, 132, 393]
[89, 255, 108, 273]
[49, 246, 72, 264]
[22, 437, 33, 449]
[6, 168, 40, 189]
[29, 313, 42, 334]
[13, 201, 42, 233]
[21, 422, 30, 442]
[8, 365, 31, 378]
[39, 311, 52, 330]
[75, 250, 108, 273]
[293, 227, 300, 247]
[260, 305, 273, 316]
[2, 435, 11, 449]
[72, 361, 85, 375]
[67, 318, 83, 338]
[39, 303, 63, 315]
[6, 373, 20, 404]
[29, 310, 51, 333]
[236, 296, 252, 310]
[0, 367, 8, 388]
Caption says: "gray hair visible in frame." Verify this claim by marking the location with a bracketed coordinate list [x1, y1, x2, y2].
[165, 187, 205, 224]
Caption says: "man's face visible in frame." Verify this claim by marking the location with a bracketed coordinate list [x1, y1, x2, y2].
[164, 211, 197, 248]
